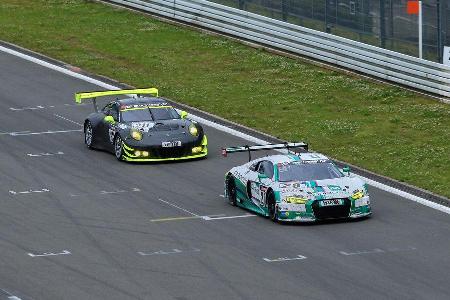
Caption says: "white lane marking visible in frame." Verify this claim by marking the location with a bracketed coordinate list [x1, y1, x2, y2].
[1, 45, 448, 215]
[0, 288, 22, 300]
[70, 187, 140, 197]
[263, 255, 307, 262]
[138, 248, 200, 256]
[202, 214, 256, 220]
[157, 198, 200, 217]
[54, 114, 83, 126]
[0, 131, 30, 136]
[27, 250, 71, 257]
[9, 103, 86, 111]
[339, 246, 417, 256]
[219, 194, 225, 198]
[0, 129, 82, 136]
[9, 188, 50, 195]
[27, 151, 64, 157]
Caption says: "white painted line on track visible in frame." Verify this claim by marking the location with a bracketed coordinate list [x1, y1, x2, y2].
[138, 248, 200, 256]
[70, 187, 140, 197]
[27, 250, 71, 257]
[27, 151, 64, 157]
[9, 188, 50, 195]
[263, 255, 307, 262]
[0, 288, 22, 300]
[1, 45, 448, 215]
[157, 198, 200, 217]
[339, 247, 416, 256]
[202, 214, 256, 220]
[54, 114, 83, 126]
[9, 103, 86, 111]
[0, 129, 82, 136]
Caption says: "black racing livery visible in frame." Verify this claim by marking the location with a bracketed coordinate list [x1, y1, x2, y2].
[76, 88, 207, 162]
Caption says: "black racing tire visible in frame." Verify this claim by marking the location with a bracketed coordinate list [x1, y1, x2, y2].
[114, 135, 124, 161]
[267, 191, 278, 222]
[226, 174, 237, 206]
[84, 121, 94, 149]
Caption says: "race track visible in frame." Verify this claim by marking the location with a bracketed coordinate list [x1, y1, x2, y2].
[0, 49, 449, 300]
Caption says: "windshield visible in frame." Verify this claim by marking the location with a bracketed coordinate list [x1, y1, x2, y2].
[120, 107, 179, 122]
[278, 162, 343, 182]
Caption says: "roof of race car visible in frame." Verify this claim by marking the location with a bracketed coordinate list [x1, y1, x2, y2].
[260, 152, 330, 164]
[118, 97, 170, 109]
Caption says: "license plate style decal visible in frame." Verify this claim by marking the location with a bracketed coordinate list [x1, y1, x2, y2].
[162, 141, 182, 147]
[319, 199, 344, 207]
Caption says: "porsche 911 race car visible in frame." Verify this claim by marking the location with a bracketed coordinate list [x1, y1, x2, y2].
[223, 143, 371, 222]
[75, 88, 207, 162]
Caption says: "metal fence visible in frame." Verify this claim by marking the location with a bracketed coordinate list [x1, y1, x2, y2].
[107, 0, 450, 98]
[210, 0, 450, 63]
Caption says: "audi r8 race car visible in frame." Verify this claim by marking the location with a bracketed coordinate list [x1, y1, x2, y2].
[223, 143, 371, 222]
[75, 88, 207, 162]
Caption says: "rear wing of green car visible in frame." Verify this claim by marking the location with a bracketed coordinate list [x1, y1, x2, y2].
[222, 142, 308, 161]
[74, 87, 159, 112]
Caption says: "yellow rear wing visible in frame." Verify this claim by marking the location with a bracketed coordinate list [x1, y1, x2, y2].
[75, 87, 159, 112]
[75, 87, 158, 103]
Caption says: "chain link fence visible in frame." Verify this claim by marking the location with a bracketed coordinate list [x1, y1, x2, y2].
[210, 0, 449, 63]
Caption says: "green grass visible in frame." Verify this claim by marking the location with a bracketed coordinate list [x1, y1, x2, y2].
[1, 0, 449, 198]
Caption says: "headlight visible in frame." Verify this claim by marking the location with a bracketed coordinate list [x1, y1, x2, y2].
[283, 196, 307, 204]
[189, 124, 198, 136]
[351, 190, 364, 200]
[130, 129, 142, 141]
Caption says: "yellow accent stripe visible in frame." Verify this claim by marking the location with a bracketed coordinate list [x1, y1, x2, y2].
[123, 151, 207, 162]
[75, 88, 158, 103]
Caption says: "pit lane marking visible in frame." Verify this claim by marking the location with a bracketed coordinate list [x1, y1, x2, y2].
[339, 246, 417, 256]
[27, 151, 64, 157]
[263, 255, 307, 263]
[27, 250, 71, 257]
[0, 129, 82, 136]
[9, 188, 50, 195]
[138, 248, 200, 256]
[54, 114, 83, 126]
[69, 187, 140, 197]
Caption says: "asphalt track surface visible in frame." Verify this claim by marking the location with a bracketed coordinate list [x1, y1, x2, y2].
[0, 50, 449, 300]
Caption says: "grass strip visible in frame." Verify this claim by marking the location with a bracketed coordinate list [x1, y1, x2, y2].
[1, 0, 449, 198]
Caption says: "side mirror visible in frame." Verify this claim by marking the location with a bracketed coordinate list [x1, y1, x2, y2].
[258, 173, 268, 181]
[104, 115, 115, 124]
[180, 111, 188, 119]
[343, 166, 351, 176]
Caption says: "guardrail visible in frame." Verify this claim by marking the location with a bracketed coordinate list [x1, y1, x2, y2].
[108, 0, 450, 99]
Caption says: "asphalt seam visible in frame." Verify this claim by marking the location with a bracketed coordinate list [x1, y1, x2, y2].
[0, 40, 448, 210]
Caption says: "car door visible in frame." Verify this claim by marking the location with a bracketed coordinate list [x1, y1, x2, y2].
[248, 160, 274, 208]
[97, 102, 119, 151]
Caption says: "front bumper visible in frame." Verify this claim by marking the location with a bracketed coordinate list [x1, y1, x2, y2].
[276, 196, 371, 222]
[122, 135, 207, 162]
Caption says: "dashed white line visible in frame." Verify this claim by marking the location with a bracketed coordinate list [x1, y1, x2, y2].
[263, 255, 307, 262]
[157, 198, 200, 217]
[9, 188, 50, 195]
[27, 151, 64, 157]
[27, 250, 71, 257]
[0, 129, 82, 136]
[54, 114, 83, 126]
